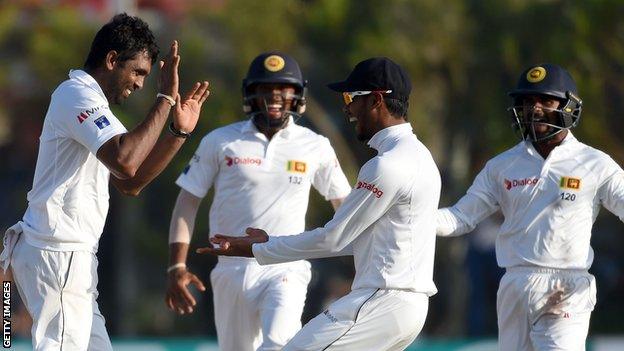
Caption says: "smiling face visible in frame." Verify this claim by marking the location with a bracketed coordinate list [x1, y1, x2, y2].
[249, 83, 298, 132]
[253, 83, 296, 120]
[103, 50, 152, 105]
[519, 94, 563, 139]
[343, 93, 381, 141]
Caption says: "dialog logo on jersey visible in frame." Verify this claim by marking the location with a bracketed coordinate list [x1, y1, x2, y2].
[286, 160, 307, 173]
[356, 180, 383, 198]
[225, 155, 262, 167]
[504, 177, 539, 190]
[560, 176, 581, 190]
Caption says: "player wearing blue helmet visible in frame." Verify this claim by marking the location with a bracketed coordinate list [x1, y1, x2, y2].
[166, 52, 351, 351]
[438, 63, 624, 350]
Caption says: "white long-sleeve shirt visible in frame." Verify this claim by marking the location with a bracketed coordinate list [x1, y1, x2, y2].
[438, 132, 624, 269]
[253, 123, 441, 295]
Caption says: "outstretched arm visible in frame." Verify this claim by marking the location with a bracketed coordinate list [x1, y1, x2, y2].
[437, 164, 500, 237]
[437, 195, 498, 237]
[198, 159, 398, 264]
[196, 228, 269, 258]
[598, 166, 624, 222]
[166, 189, 206, 315]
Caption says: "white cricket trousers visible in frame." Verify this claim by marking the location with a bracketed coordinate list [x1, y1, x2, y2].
[210, 257, 312, 351]
[10, 237, 112, 351]
[283, 288, 429, 351]
[497, 267, 597, 351]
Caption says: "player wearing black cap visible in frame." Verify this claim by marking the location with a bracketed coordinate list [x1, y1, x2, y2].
[437, 63, 624, 350]
[197, 57, 442, 350]
[166, 52, 351, 351]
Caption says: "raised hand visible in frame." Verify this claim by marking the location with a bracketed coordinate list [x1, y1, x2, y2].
[196, 227, 269, 257]
[165, 267, 206, 315]
[158, 40, 180, 98]
[173, 81, 210, 133]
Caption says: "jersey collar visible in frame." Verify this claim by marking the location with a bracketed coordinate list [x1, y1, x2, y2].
[69, 69, 108, 103]
[367, 122, 413, 152]
[523, 131, 579, 160]
[242, 116, 296, 140]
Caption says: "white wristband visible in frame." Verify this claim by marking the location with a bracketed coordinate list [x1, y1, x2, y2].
[166, 262, 186, 273]
[157, 93, 176, 106]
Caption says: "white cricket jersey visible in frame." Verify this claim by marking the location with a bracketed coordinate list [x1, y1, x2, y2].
[21, 70, 127, 253]
[176, 118, 352, 239]
[253, 123, 441, 295]
[437, 132, 624, 269]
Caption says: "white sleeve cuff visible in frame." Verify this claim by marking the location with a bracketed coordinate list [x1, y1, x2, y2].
[252, 242, 273, 265]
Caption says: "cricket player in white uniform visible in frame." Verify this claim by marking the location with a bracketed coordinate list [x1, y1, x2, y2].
[0, 14, 210, 350]
[197, 57, 441, 351]
[437, 63, 624, 350]
[165, 52, 352, 351]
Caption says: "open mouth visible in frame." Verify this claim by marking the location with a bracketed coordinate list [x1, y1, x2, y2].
[267, 104, 283, 116]
[124, 89, 132, 98]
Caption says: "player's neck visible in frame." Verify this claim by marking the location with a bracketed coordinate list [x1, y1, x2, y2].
[84, 67, 112, 101]
[532, 130, 568, 159]
[253, 119, 287, 140]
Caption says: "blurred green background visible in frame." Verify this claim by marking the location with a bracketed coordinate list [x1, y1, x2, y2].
[1, 0, 623, 348]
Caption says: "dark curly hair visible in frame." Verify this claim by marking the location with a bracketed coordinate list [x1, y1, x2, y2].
[84, 13, 159, 70]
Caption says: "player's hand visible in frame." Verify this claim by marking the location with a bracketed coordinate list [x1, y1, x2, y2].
[158, 40, 180, 98]
[172, 81, 210, 133]
[165, 267, 206, 315]
[196, 227, 269, 257]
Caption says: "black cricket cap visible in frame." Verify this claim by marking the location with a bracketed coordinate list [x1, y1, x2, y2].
[327, 57, 411, 101]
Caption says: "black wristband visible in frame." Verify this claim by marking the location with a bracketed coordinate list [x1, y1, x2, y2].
[168, 122, 191, 138]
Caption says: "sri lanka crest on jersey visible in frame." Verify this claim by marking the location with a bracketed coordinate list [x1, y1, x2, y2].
[560, 176, 581, 190]
[287, 160, 307, 173]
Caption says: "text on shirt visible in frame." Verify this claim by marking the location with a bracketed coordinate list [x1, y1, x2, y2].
[356, 180, 384, 198]
[225, 156, 262, 167]
[504, 177, 539, 190]
[77, 105, 107, 124]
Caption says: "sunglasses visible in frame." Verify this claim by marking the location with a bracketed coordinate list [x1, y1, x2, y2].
[342, 90, 392, 105]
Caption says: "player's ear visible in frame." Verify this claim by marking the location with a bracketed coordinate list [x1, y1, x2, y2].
[370, 92, 384, 110]
[104, 50, 119, 70]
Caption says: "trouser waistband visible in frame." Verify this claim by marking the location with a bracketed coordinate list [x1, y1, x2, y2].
[505, 266, 588, 275]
